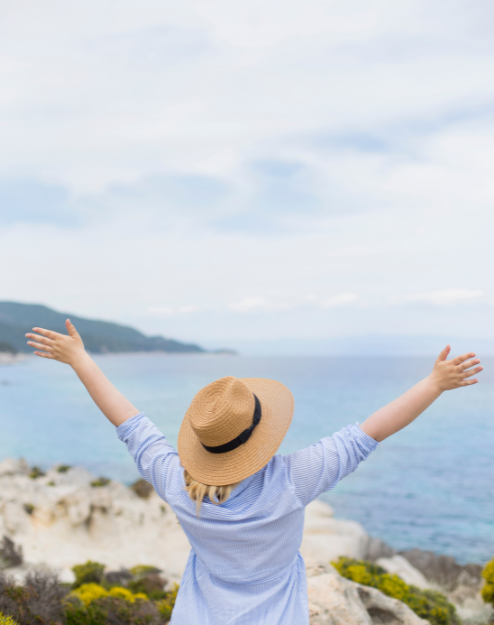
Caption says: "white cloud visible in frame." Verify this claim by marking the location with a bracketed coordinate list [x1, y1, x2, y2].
[403, 289, 484, 306]
[229, 296, 290, 313]
[147, 307, 174, 315]
[320, 293, 358, 308]
[147, 305, 199, 315]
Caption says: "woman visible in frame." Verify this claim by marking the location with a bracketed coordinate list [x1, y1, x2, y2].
[26, 320, 482, 625]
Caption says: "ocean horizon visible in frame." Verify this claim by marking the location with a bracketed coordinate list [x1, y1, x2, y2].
[1, 353, 493, 565]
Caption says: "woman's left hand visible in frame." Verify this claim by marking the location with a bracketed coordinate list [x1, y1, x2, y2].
[428, 346, 483, 392]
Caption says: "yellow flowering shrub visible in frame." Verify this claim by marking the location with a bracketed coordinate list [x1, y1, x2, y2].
[333, 557, 459, 625]
[156, 584, 179, 620]
[70, 583, 109, 606]
[481, 556, 494, 606]
[69, 583, 147, 606]
[0, 615, 19, 625]
[108, 587, 147, 603]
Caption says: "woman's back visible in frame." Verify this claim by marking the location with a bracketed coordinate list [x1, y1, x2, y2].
[118, 412, 378, 624]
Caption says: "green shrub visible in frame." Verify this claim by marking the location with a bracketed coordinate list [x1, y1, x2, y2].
[23, 503, 35, 515]
[28, 467, 45, 479]
[481, 556, 494, 606]
[0, 536, 23, 568]
[127, 566, 167, 600]
[65, 595, 167, 625]
[130, 479, 154, 499]
[129, 565, 162, 578]
[71, 561, 105, 589]
[90, 477, 111, 488]
[156, 584, 179, 620]
[0, 570, 66, 625]
[333, 557, 460, 625]
[57, 465, 72, 473]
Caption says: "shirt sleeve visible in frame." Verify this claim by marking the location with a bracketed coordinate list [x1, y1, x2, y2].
[283, 424, 378, 507]
[116, 412, 182, 503]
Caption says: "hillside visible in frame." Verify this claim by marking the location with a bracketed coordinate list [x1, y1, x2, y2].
[0, 302, 205, 354]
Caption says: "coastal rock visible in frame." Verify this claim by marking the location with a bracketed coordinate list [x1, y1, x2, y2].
[306, 563, 429, 625]
[2, 502, 29, 534]
[301, 500, 370, 563]
[355, 583, 430, 625]
[0, 460, 190, 581]
[455, 594, 494, 625]
[0, 458, 29, 478]
[376, 555, 431, 589]
[399, 549, 482, 591]
[363, 536, 397, 562]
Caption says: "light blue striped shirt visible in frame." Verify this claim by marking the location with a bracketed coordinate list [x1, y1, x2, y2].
[117, 413, 378, 625]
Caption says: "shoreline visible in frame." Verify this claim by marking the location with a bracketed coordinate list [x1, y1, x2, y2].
[0, 353, 28, 365]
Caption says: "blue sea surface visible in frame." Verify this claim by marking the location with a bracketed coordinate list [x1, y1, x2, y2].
[1, 354, 493, 565]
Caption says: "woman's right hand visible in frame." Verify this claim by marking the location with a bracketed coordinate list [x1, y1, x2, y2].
[26, 319, 88, 367]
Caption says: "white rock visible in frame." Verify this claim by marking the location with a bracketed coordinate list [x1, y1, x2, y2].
[0, 458, 29, 477]
[54, 466, 95, 487]
[2, 501, 29, 534]
[57, 567, 76, 584]
[307, 564, 430, 625]
[308, 569, 373, 624]
[62, 490, 92, 526]
[356, 581, 430, 625]
[376, 555, 432, 589]
[302, 500, 369, 563]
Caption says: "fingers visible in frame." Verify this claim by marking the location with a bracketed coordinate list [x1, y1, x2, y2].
[27, 341, 53, 352]
[66, 319, 79, 337]
[462, 365, 483, 379]
[458, 358, 480, 372]
[32, 327, 64, 340]
[459, 378, 479, 386]
[25, 333, 54, 346]
[452, 352, 476, 366]
[437, 345, 451, 362]
[34, 351, 55, 359]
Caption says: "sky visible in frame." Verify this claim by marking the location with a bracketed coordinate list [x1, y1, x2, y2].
[1, 0, 493, 352]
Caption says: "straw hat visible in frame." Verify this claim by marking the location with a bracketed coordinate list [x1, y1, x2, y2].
[178, 376, 294, 486]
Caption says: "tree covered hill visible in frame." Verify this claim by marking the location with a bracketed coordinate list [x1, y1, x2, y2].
[0, 302, 205, 354]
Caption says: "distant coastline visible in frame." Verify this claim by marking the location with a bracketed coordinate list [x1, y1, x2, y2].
[0, 353, 26, 365]
[0, 301, 236, 356]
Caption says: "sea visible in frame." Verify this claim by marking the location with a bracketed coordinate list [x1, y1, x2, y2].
[1, 353, 493, 565]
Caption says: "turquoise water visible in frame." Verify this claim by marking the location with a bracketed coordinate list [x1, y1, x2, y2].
[1, 354, 493, 565]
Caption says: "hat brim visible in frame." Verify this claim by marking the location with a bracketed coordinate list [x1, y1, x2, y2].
[177, 378, 294, 486]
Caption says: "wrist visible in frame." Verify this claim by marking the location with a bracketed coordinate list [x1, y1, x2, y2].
[70, 350, 92, 372]
[425, 373, 444, 396]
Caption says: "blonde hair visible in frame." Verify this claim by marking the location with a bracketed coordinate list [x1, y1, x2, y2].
[184, 470, 241, 516]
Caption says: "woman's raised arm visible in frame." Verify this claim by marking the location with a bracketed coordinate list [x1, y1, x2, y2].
[360, 346, 482, 442]
[26, 320, 139, 427]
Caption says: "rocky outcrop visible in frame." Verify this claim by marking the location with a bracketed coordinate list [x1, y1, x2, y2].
[376, 555, 431, 589]
[399, 549, 482, 592]
[0, 458, 190, 584]
[301, 499, 371, 563]
[306, 561, 429, 625]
